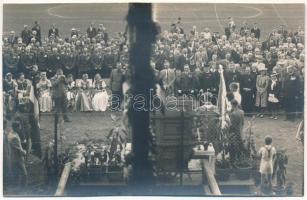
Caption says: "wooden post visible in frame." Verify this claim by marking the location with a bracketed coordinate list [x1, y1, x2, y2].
[202, 159, 221, 195]
[55, 162, 72, 196]
[54, 113, 59, 179]
[126, 3, 158, 189]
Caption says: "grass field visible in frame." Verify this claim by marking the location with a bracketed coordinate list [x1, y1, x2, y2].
[3, 4, 305, 40]
[2, 3, 305, 197]
[8, 111, 301, 196]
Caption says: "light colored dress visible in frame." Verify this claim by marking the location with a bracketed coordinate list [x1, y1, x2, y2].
[66, 81, 76, 108]
[255, 75, 269, 107]
[258, 145, 276, 174]
[75, 79, 92, 111]
[92, 80, 109, 111]
[37, 79, 52, 112]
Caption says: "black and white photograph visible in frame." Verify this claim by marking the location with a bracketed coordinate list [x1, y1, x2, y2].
[1, 1, 305, 198]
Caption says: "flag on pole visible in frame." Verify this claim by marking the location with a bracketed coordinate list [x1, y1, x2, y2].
[29, 84, 42, 158]
[29, 85, 40, 121]
[217, 65, 228, 129]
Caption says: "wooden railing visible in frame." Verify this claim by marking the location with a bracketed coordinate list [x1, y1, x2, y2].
[193, 147, 221, 195]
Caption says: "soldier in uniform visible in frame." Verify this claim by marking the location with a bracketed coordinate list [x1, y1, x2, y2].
[62, 48, 77, 77]
[91, 47, 104, 78]
[177, 64, 199, 96]
[47, 47, 63, 78]
[3, 49, 19, 77]
[36, 47, 48, 75]
[19, 46, 36, 79]
[103, 47, 116, 78]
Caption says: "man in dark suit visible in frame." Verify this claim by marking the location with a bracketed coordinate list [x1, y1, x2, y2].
[177, 64, 199, 96]
[283, 66, 300, 121]
[32, 21, 41, 44]
[8, 31, 18, 47]
[51, 69, 71, 122]
[20, 47, 36, 79]
[48, 24, 59, 38]
[251, 23, 261, 39]
[21, 25, 31, 45]
[47, 47, 63, 78]
[228, 99, 245, 167]
[87, 22, 97, 40]
[110, 62, 124, 111]
[91, 47, 104, 77]
[159, 60, 176, 96]
[103, 47, 116, 78]
[240, 67, 256, 115]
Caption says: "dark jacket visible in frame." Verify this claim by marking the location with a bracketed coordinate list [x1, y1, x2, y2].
[110, 69, 124, 92]
[267, 80, 281, 100]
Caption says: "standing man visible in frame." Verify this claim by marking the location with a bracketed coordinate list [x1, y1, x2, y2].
[178, 64, 199, 96]
[251, 23, 261, 40]
[87, 22, 97, 40]
[32, 21, 41, 45]
[8, 121, 28, 194]
[159, 60, 176, 96]
[21, 25, 31, 45]
[91, 47, 104, 77]
[110, 62, 124, 111]
[20, 46, 36, 79]
[240, 67, 256, 115]
[48, 24, 59, 38]
[3, 119, 12, 189]
[47, 47, 62, 78]
[283, 66, 300, 121]
[51, 69, 71, 122]
[228, 99, 245, 167]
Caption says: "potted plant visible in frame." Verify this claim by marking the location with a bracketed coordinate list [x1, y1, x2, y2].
[107, 152, 124, 182]
[215, 157, 231, 181]
[233, 157, 253, 180]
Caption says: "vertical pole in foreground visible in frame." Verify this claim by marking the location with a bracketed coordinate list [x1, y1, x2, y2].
[126, 3, 158, 191]
[54, 113, 59, 180]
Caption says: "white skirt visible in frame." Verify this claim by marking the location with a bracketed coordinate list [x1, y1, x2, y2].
[39, 91, 52, 112]
[92, 91, 109, 111]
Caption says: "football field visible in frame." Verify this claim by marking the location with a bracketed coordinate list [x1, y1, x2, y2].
[3, 3, 305, 40]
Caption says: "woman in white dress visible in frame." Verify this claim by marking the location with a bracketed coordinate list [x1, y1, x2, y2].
[75, 73, 92, 112]
[92, 73, 109, 111]
[36, 72, 53, 112]
[66, 74, 76, 111]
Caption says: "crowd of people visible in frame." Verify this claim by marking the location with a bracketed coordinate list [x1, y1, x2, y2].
[2, 16, 305, 195]
[3, 19, 305, 119]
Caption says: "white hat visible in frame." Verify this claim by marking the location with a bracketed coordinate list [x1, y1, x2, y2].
[257, 63, 267, 71]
